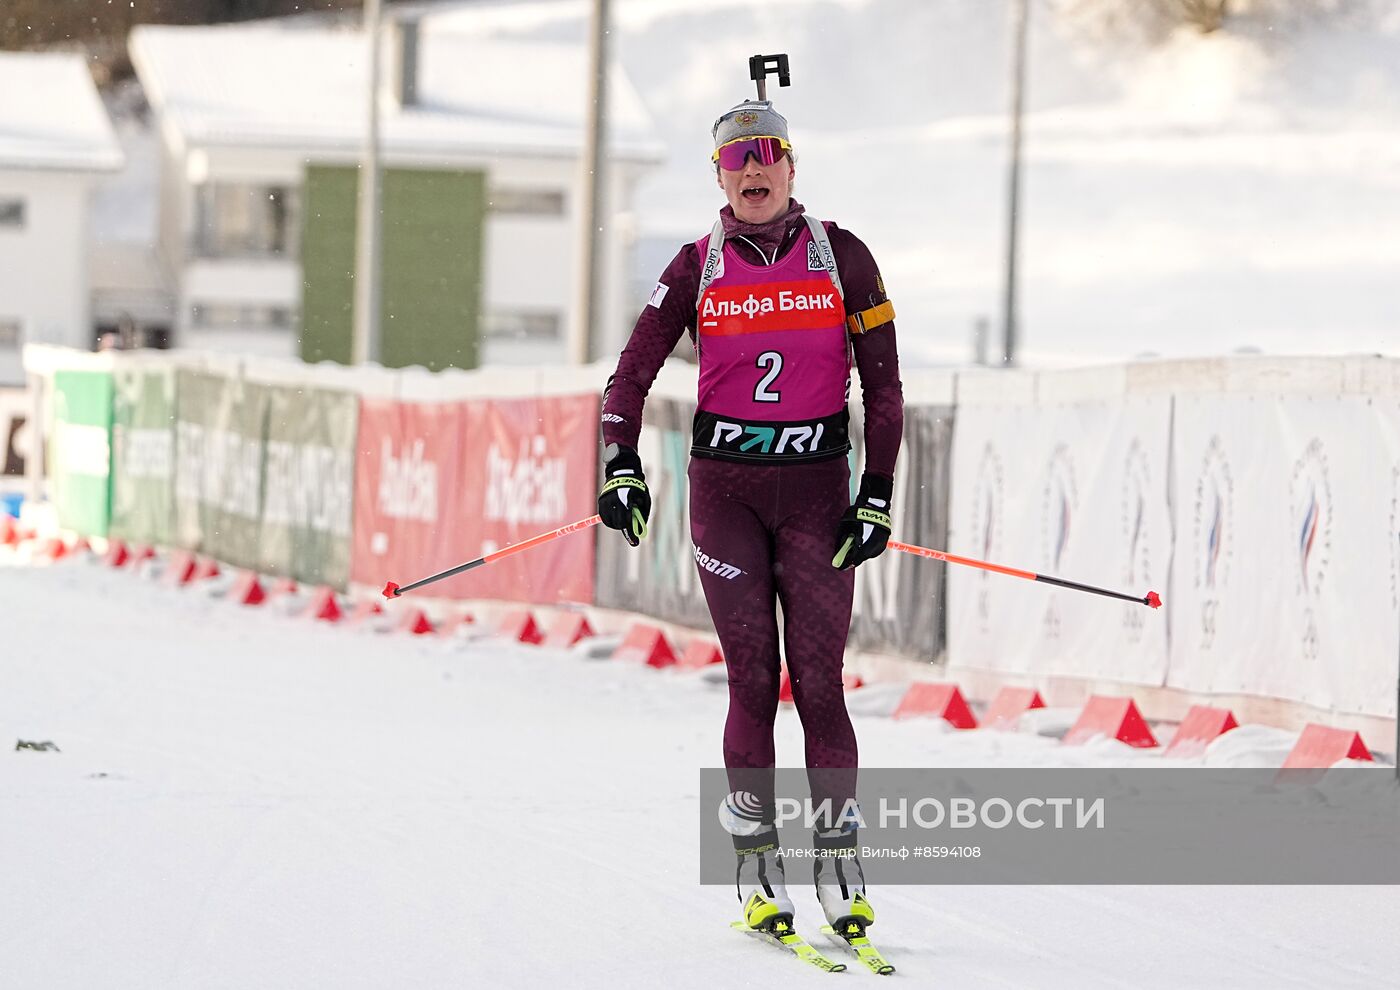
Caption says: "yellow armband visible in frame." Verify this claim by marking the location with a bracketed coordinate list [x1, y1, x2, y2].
[846, 300, 896, 335]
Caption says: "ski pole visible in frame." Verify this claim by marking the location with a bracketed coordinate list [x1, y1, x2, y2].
[383, 515, 602, 599]
[888, 539, 1162, 609]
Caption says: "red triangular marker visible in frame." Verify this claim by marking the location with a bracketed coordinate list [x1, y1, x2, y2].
[1164, 705, 1238, 758]
[678, 640, 724, 669]
[892, 683, 978, 728]
[231, 572, 266, 606]
[303, 587, 343, 623]
[982, 686, 1046, 730]
[1063, 696, 1158, 748]
[542, 613, 594, 649]
[612, 623, 676, 668]
[396, 608, 435, 635]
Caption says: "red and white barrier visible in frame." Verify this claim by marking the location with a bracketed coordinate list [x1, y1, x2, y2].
[1164, 705, 1239, 758]
[104, 539, 131, 567]
[162, 550, 197, 587]
[436, 610, 475, 637]
[542, 613, 594, 649]
[981, 686, 1045, 731]
[612, 623, 677, 668]
[347, 598, 383, 624]
[303, 586, 343, 623]
[892, 683, 977, 729]
[1063, 696, 1158, 748]
[36, 536, 69, 561]
[230, 571, 267, 606]
[395, 607, 435, 636]
[678, 640, 724, 669]
[1281, 724, 1374, 769]
[496, 609, 544, 645]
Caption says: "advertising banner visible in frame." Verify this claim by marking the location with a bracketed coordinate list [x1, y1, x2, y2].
[173, 369, 269, 570]
[848, 404, 955, 660]
[353, 397, 468, 595]
[259, 385, 358, 589]
[1167, 395, 1400, 718]
[352, 394, 597, 603]
[50, 369, 114, 536]
[946, 398, 1173, 686]
[110, 366, 176, 546]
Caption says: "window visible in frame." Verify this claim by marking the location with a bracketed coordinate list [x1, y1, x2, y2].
[193, 183, 300, 258]
[0, 320, 20, 349]
[92, 321, 171, 350]
[482, 309, 561, 341]
[0, 198, 24, 229]
[189, 303, 295, 329]
[486, 188, 565, 216]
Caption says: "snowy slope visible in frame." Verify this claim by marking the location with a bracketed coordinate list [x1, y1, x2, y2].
[429, 0, 1400, 365]
[2, 555, 1399, 988]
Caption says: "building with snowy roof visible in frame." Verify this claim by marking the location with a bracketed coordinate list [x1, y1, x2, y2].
[128, 16, 665, 366]
[0, 52, 124, 385]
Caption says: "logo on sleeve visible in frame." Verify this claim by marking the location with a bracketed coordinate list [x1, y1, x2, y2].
[648, 282, 670, 308]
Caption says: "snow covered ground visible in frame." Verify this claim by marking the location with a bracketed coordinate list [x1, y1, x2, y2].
[3, 554, 1399, 988]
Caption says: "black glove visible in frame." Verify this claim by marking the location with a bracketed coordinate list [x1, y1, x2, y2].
[832, 473, 893, 570]
[598, 443, 651, 547]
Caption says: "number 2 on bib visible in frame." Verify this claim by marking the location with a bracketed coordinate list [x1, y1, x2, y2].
[754, 350, 783, 403]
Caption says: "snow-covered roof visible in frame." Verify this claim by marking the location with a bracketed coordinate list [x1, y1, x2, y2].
[0, 52, 123, 172]
[128, 21, 665, 164]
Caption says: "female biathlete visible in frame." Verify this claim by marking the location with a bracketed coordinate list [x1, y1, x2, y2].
[596, 95, 904, 936]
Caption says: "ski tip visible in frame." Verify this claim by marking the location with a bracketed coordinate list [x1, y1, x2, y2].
[382, 581, 401, 599]
[1145, 590, 1162, 609]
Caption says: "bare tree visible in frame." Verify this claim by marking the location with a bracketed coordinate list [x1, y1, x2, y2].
[1169, 0, 1229, 34]
[1050, 0, 1380, 46]
[1, 1, 367, 84]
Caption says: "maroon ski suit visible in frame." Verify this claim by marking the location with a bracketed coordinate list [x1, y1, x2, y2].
[602, 202, 904, 812]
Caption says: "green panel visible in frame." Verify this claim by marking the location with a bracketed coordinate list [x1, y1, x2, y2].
[299, 165, 485, 371]
[300, 165, 359, 365]
[380, 167, 485, 371]
[173, 369, 268, 569]
[259, 384, 359, 589]
[50, 370, 114, 537]
[110, 366, 176, 546]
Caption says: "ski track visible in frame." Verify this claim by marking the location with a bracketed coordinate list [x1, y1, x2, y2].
[2, 556, 1398, 989]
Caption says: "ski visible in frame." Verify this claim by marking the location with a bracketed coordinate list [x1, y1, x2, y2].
[821, 923, 896, 975]
[731, 920, 847, 973]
